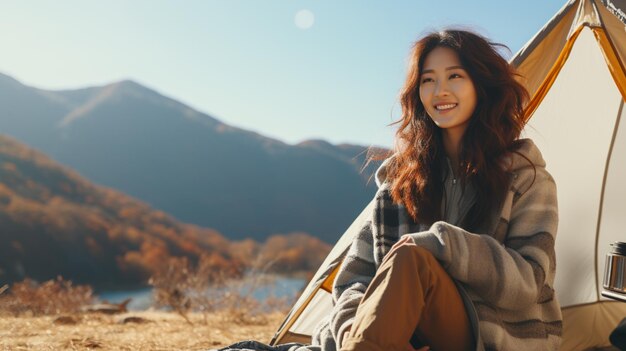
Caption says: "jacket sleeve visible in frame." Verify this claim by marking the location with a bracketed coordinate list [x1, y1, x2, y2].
[404, 167, 558, 310]
[328, 213, 377, 350]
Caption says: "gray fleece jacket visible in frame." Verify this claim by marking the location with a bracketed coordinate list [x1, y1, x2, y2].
[313, 138, 562, 351]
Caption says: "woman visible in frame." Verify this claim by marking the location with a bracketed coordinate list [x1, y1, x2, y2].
[218, 29, 561, 351]
[324, 29, 562, 351]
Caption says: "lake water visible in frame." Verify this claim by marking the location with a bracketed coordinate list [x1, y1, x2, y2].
[98, 275, 307, 311]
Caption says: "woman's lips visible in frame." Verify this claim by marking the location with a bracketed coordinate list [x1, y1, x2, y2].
[435, 103, 457, 113]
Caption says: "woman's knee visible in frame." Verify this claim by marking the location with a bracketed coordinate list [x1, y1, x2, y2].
[385, 237, 437, 266]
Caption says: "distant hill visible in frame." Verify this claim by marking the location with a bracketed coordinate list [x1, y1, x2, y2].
[0, 134, 233, 287]
[0, 135, 331, 287]
[0, 73, 389, 243]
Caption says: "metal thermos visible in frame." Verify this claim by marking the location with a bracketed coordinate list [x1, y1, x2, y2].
[603, 241, 626, 294]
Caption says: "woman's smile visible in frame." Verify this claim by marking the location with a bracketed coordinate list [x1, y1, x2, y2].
[434, 103, 458, 113]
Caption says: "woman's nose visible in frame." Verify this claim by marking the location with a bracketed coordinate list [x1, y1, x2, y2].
[434, 81, 450, 97]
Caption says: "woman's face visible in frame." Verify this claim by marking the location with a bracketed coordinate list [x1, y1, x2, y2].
[419, 46, 477, 138]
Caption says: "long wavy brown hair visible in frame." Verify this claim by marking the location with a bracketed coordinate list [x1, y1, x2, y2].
[385, 29, 529, 231]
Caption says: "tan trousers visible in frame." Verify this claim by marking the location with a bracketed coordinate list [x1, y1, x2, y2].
[340, 235, 475, 351]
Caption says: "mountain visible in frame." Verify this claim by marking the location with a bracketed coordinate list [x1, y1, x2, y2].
[0, 134, 232, 287]
[0, 73, 389, 243]
[0, 135, 333, 287]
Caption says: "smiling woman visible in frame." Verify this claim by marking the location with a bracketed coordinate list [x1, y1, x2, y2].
[335, 30, 559, 351]
[418, 46, 478, 168]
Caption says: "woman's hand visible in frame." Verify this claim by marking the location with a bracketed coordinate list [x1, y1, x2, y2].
[341, 330, 351, 348]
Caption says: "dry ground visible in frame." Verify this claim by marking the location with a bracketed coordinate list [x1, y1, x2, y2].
[1, 312, 623, 351]
[0, 310, 284, 351]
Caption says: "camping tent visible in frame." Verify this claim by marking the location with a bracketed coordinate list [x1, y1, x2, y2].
[270, 0, 626, 350]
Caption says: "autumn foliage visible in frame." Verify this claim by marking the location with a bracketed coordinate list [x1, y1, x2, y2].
[0, 135, 332, 288]
[229, 233, 331, 274]
[0, 135, 236, 286]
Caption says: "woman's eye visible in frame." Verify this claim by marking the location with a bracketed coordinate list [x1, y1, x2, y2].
[449, 73, 462, 79]
[421, 77, 434, 84]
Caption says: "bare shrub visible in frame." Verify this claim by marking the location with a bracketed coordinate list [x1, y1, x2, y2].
[148, 256, 194, 323]
[0, 276, 93, 316]
[149, 253, 245, 324]
[149, 252, 293, 325]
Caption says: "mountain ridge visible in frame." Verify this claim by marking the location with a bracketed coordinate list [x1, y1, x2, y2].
[0, 72, 387, 243]
[0, 134, 332, 286]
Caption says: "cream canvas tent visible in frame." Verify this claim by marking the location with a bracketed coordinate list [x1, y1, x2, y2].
[270, 0, 626, 349]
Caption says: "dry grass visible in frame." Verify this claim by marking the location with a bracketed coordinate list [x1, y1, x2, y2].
[0, 310, 284, 350]
[0, 268, 295, 350]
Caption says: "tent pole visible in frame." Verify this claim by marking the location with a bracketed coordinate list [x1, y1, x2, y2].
[593, 98, 624, 301]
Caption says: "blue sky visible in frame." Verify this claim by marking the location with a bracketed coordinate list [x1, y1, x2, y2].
[0, 1, 566, 148]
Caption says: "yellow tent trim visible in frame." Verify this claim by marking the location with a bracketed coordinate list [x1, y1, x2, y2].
[592, 27, 626, 101]
[270, 279, 325, 345]
[270, 263, 341, 345]
[522, 25, 584, 122]
[321, 263, 340, 293]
